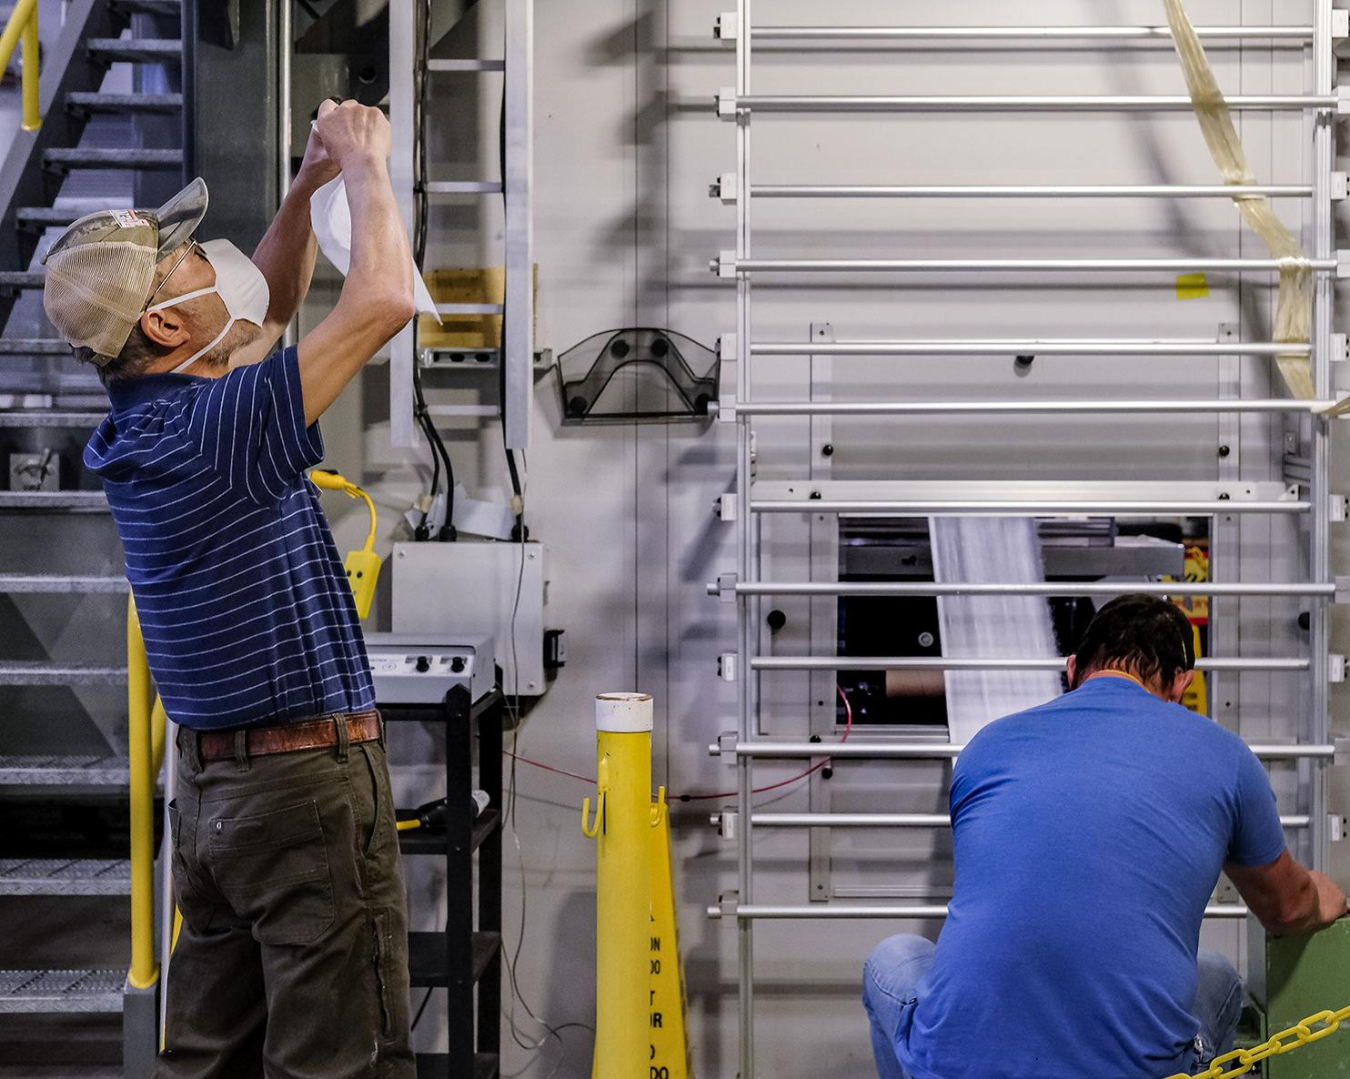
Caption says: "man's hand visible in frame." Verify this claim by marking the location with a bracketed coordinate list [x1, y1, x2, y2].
[313, 99, 391, 171]
[1311, 871, 1349, 929]
[295, 119, 340, 191]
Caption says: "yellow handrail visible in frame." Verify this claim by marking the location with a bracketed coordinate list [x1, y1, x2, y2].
[126, 597, 161, 991]
[0, 0, 40, 132]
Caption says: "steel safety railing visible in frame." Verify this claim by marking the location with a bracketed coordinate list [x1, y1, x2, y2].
[126, 599, 164, 995]
[712, 4, 1343, 1075]
[0, 0, 40, 131]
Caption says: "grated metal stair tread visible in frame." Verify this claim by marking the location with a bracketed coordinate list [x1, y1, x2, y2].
[111, 0, 183, 13]
[66, 91, 183, 113]
[0, 272, 44, 290]
[0, 412, 105, 428]
[0, 574, 128, 593]
[0, 970, 124, 1014]
[17, 207, 86, 229]
[0, 338, 70, 355]
[0, 859, 131, 896]
[0, 491, 108, 511]
[85, 38, 182, 62]
[0, 756, 129, 785]
[415, 1054, 498, 1079]
[44, 148, 183, 171]
[0, 661, 128, 686]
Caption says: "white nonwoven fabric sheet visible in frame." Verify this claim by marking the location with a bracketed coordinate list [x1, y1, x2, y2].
[931, 518, 1062, 743]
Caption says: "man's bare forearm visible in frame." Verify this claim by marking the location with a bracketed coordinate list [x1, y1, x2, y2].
[251, 173, 323, 329]
[340, 155, 412, 311]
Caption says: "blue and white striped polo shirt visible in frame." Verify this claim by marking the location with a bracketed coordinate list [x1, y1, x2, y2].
[85, 346, 376, 730]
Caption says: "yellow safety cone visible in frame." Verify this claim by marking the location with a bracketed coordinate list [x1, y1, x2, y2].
[583, 692, 653, 1078]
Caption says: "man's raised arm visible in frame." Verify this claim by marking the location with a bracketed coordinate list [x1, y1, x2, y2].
[296, 99, 415, 425]
[1226, 851, 1346, 937]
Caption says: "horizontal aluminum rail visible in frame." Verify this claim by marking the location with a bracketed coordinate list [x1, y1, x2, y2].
[748, 185, 1315, 199]
[751, 656, 1309, 673]
[751, 340, 1312, 357]
[716, 581, 1338, 598]
[724, 257, 1338, 273]
[734, 401, 1338, 417]
[747, 26, 1315, 43]
[712, 742, 1336, 762]
[740, 812, 1313, 829]
[724, 94, 1339, 113]
[709, 903, 1248, 920]
[751, 500, 1311, 516]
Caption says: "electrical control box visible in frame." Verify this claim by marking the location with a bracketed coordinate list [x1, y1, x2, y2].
[1247, 916, 1350, 1078]
[390, 541, 552, 697]
[364, 633, 495, 706]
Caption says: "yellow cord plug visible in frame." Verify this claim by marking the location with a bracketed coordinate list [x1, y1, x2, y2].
[309, 470, 382, 619]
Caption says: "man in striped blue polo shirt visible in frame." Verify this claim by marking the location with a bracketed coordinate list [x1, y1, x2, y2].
[42, 100, 416, 1077]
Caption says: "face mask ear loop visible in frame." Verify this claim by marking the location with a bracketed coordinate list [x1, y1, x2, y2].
[169, 317, 235, 375]
[147, 284, 218, 314]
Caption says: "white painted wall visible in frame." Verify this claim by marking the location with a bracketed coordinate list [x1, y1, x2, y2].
[302, 1, 1347, 1076]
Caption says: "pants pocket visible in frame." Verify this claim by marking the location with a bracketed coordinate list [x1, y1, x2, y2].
[209, 799, 335, 946]
[370, 909, 410, 1046]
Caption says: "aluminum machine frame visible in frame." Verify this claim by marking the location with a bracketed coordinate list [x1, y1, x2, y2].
[707, 5, 1348, 1077]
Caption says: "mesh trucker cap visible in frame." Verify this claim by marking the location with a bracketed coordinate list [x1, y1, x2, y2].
[41, 177, 209, 363]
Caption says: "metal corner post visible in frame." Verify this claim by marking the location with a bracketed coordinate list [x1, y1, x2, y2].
[388, 0, 417, 448]
[1310, 0, 1335, 872]
[503, 0, 534, 450]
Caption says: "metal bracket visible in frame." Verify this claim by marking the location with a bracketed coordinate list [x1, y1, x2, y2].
[1331, 815, 1347, 844]
[714, 172, 737, 204]
[1336, 576, 1350, 603]
[1332, 495, 1347, 523]
[1334, 334, 1350, 363]
[714, 250, 736, 278]
[714, 13, 737, 41]
[1338, 249, 1350, 277]
[712, 810, 738, 840]
[709, 891, 740, 920]
[719, 653, 739, 682]
[716, 89, 737, 120]
[712, 572, 738, 600]
[711, 732, 738, 759]
[719, 333, 738, 362]
[1334, 173, 1349, 202]
[1338, 87, 1350, 116]
[716, 494, 738, 522]
[1331, 654, 1347, 684]
[1335, 9, 1350, 40]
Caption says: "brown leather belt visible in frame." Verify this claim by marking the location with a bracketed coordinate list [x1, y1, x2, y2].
[198, 710, 382, 762]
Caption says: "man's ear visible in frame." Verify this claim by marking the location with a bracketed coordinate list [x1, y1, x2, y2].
[1065, 655, 1078, 689]
[1168, 670, 1196, 704]
[140, 307, 189, 349]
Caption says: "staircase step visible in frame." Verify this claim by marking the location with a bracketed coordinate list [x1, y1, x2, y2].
[0, 662, 127, 686]
[0, 338, 69, 355]
[66, 91, 183, 114]
[407, 930, 501, 988]
[0, 575, 128, 594]
[0, 272, 43, 291]
[16, 207, 83, 230]
[44, 148, 183, 172]
[0, 492, 109, 512]
[86, 38, 182, 64]
[0, 859, 132, 896]
[0, 756, 130, 786]
[0, 970, 124, 1014]
[415, 1054, 498, 1079]
[0, 411, 105, 428]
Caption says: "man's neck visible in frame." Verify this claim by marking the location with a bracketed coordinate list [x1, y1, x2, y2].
[1083, 668, 1169, 700]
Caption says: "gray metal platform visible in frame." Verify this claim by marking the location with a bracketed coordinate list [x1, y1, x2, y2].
[0, 971, 124, 1014]
[0, 757, 130, 786]
[0, 860, 131, 896]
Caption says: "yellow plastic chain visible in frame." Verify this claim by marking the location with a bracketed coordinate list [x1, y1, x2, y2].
[1163, 1004, 1350, 1079]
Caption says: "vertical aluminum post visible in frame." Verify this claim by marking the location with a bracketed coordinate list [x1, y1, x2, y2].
[388, 0, 417, 448]
[278, 0, 294, 348]
[503, 0, 534, 450]
[1310, 0, 1334, 871]
[735, 2, 755, 1076]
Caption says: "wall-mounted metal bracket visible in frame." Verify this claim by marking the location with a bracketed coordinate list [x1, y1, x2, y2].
[1333, 173, 1349, 201]
[710, 732, 738, 759]
[715, 250, 736, 277]
[719, 653, 739, 682]
[717, 89, 737, 119]
[1335, 576, 1350, 602]
[716, 495, 738, 522]
[709, 891, 740, 920]
[715, 173, 737, 204]
[1336, 248, 1350, 276]
[1338, 86, 1350, 115]
[719, 333, 738, 362]
[1331, 495, 1347, 522]
[715, 13, 737, 41]
[1334, 9, 1349, 40]
[711, 811, 739, 840]
[1330, 654, 1346, 683]
[1330, 815, 1347, 843]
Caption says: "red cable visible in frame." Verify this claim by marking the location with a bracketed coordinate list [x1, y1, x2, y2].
[503, 685, 855, 805]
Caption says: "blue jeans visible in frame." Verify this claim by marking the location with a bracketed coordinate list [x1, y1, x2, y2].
[861, 935, 1244, 1079]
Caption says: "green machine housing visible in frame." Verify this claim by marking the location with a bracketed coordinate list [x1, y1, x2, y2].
[1247, 916, 1350, 1078]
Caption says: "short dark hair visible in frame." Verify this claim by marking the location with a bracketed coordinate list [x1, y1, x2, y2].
[1071, 594, 1196, 688]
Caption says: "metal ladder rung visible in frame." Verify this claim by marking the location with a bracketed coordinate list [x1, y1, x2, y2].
[426, 59, 505, 72]
[425, 181, 504, 195]
[0, 272, 44, 290]
[0, 859, 132, 896]
[0, 970, 125, 1014]
[437, 303, 505, 316]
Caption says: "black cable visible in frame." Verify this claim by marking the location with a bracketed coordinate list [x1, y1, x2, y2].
[497, 82, 526, 542]
[410, 987, 434, 1031]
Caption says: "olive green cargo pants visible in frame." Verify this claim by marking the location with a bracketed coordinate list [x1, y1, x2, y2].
[158, 722, 415, 1078]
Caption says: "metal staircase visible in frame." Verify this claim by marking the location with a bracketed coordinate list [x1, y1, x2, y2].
[0, 0, 188, 1039]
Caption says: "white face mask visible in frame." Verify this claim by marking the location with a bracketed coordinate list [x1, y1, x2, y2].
[147, 239, 270, 374]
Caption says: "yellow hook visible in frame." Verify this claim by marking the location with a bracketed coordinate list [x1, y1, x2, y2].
[582, 758, 611, 838]
[651, 785, 667, 828]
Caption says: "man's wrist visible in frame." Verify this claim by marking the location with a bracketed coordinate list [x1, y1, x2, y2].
[337, 153, 390, 179]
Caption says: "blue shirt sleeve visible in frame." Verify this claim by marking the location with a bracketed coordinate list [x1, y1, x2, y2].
[185, 346, 324, 502]
[1227, 747, 1287, 868]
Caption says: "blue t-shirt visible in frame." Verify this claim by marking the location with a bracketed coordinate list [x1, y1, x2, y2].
[895, 676, 1287, 1079]
[85, 347, 376, 730]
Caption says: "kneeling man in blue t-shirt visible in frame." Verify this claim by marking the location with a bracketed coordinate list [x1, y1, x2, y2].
[863, 594, 1347, 1079]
